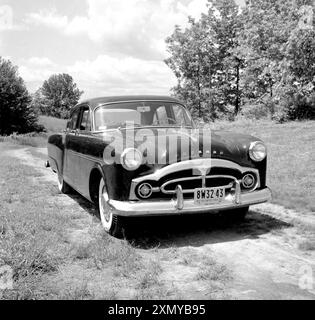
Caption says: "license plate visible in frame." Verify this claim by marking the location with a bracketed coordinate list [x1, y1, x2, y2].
[194, 187, 225, 205]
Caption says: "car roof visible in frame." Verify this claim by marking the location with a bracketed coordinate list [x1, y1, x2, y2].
[78, 95, 184, 110]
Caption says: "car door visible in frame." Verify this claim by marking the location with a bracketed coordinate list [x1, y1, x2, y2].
[74, 106, 96, 197]
[63, 106, 82, 189]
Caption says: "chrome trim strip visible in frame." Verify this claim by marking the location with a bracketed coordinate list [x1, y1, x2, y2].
[129, 159, 260, 200]
[66, 149, 103, 165]
[133, 159, 257, 182]
[160, 175, 237, 195]
[110, 188, 272, 217]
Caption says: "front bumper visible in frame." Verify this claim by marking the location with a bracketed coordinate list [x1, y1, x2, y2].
[109, 187, 272, 217]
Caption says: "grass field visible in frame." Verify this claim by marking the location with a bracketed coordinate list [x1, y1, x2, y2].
[211, 119, 315, 213]
[0, 116, 66, 148]
[0, 144, 166, 299]
[38, 116, 67, 134]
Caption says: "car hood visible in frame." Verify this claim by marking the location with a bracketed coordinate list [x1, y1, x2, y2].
[95, 127, 260, 168]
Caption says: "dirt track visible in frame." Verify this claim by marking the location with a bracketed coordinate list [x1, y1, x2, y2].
[7, 146, 315, 300]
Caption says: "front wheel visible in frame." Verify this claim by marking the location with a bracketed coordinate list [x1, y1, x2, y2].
[98, 179, 124, 238]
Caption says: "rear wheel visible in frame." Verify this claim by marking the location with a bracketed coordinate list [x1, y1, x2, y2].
[57, 172, 71, 194]
[98, 179, 124, 238]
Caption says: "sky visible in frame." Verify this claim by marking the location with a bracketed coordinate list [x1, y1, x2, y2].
[0, 0, 244, 100]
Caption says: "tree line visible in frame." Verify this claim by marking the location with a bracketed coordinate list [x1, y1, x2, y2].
[165, 0, 315, 121]
[1, 0, 314, 135]
[0, 57, 83, 135]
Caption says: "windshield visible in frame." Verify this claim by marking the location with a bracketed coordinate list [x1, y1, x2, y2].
[94, 101, 194, 131]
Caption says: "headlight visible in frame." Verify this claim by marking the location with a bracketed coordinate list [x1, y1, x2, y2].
[249, 141, 267, 162]
[121, 148, 143, 171]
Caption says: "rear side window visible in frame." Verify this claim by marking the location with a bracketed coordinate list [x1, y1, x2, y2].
[173, 104, 190, 126]
[68, 109, 80, 130]
[78, 108, 91, 131]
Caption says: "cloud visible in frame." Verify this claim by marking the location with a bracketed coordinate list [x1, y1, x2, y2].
[18, 54, 177, 98]
[68, 54, 178, 97]
[27, 57, 55, 67]
[25, 0, 209, 60]
[25, 9, 68, 29]
[18, 57, 60, 88]
[19, 1, 211, 96]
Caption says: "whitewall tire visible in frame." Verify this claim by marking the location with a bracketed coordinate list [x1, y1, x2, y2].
[98, 179, 123, 238]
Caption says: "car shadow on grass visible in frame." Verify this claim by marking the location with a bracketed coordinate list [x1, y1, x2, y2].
[125, 211, 293, 249]
[66, 189, 293, 249]
[68, 192, 98, 216]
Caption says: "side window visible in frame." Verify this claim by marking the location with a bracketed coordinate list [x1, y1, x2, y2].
[68, 109, 80, 130]
[173, 105, 188, 126]
[78, 108, 91, 131]
[173, 105, 183, 118]
[153, 106, 169, 125]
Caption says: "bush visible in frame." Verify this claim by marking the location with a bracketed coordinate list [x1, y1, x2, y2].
[285, 93, 315, 121]
[273, 90, 315, 123]
[240, 103, 271, 120]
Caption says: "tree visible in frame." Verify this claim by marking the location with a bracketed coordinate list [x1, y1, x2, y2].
[0, 57, 42, 135]
[238, 0, 299, 102]
[208, 0, 245, 115]
[37, 73, 83, 119]
[279, 26, 315, 120]
[165, 0, 315, 121]
[165, 0, 245, 119]
[165, 19, 219, 119]
[30, 89, 50, 115]
[166, 0, 315, 121]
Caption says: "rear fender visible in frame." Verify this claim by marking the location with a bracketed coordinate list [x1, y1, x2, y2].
[47, 134, 65, 174]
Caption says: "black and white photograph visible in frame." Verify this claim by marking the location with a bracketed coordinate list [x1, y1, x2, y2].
[0, 0, 315, 303]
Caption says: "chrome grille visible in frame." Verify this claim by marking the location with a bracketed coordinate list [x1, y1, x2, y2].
[161, 175, 236, 195]
[129, 158, 261, 200]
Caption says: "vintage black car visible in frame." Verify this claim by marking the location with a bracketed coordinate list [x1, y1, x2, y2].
[46, 96, 272, 237]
